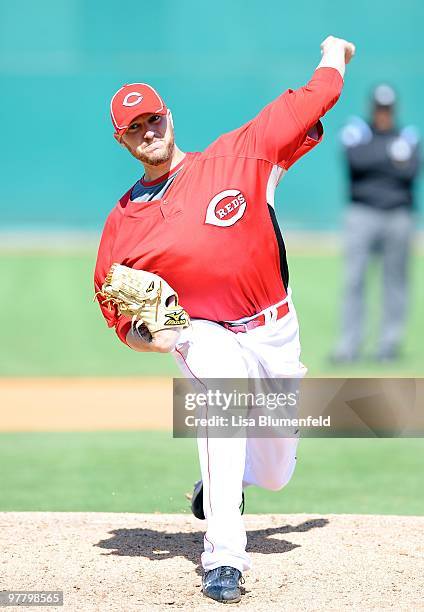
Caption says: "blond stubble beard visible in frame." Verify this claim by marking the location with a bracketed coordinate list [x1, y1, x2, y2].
[131, 133, 175, 166]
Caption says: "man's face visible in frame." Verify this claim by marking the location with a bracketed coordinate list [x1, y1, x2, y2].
[121, 111, 175, 165]
[372, 107, 394, 132]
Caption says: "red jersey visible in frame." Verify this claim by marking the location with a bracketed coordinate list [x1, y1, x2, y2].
[95, 67, 343, 344]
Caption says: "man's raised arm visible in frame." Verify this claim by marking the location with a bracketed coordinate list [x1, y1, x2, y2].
[248, 35, 356, 168]
[283, 35, 356, 136]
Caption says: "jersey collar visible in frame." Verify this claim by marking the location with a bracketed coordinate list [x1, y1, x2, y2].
[140, 155, 186, 187]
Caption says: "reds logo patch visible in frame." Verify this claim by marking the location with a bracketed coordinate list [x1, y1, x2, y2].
[205, 189, 247, 227]
[123, 92, 143, 107]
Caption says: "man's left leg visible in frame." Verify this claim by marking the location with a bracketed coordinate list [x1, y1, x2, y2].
[237, 301, 303, 495]
[243, 434, 299, 492]
[378, 209, 413, 359]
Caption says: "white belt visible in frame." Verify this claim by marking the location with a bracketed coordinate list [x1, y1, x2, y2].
[224, 289, 292, 325]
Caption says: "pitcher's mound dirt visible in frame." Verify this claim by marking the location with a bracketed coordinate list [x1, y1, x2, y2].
[1, 512, 423, 611]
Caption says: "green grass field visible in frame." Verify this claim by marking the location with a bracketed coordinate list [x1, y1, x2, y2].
[1, 251, 423, 376]
[0, 432, 422, 515]
[1, 252, 423, 516]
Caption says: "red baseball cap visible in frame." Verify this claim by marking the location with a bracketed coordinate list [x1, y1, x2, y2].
[110, 83, 167, 140]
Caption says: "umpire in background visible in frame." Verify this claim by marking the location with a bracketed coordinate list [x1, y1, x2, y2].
[332, 84, 420, 362]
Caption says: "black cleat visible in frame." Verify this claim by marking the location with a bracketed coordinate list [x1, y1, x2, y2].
[191, 480, 205, 520]
[190, 480, 245, 520]
[202, 566, 244, 603]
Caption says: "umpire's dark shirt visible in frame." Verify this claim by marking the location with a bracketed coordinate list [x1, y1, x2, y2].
[342, 119, 420, 211]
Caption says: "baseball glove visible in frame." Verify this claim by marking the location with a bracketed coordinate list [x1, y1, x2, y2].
[97, 263, 190, 337]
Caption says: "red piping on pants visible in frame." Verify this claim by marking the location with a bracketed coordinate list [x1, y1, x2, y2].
[175, 348, 214, 535]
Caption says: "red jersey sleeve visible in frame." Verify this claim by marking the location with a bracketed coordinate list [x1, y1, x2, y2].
[249, 67, 343, 168]
[94, 195, 131, 347]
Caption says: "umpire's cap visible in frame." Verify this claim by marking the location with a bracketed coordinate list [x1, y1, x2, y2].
[372, 84, 396, 108]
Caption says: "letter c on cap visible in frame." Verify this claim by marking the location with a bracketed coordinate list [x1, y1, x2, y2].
[123, 92, 143, 107]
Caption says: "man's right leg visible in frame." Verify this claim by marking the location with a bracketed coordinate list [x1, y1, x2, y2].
[174, 320, 251, 573]
[333, 205, 378, 361]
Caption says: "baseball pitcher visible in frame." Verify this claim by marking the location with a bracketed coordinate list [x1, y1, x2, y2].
[95, 35, 355, 604]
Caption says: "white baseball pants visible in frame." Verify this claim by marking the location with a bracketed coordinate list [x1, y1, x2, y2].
[173, 294, 305, 572]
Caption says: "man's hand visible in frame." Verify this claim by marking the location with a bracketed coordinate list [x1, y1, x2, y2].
[96, 263, 191, 353]
[126, 326, 182, 353]
[318, 35, 356, 78]
[321, 36, 356, 64]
